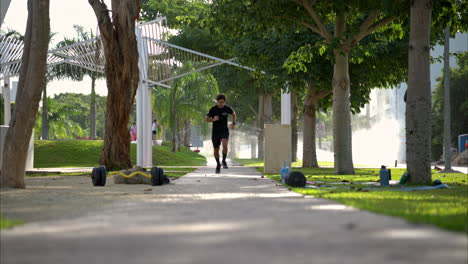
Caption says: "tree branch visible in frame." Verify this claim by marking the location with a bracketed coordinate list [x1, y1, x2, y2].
[88, 0, 113, 42]
[274, 16, 322, 35]
[297, 0, 332, 42]
[358, 10, 381, 36]
[348, 15, 398, 47]
[365, 16, 398, 37]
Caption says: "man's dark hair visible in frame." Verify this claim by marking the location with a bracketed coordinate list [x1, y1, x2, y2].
[216, 94, 226, 101]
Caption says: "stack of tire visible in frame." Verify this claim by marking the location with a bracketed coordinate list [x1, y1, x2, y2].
[91, 166, 170, 186]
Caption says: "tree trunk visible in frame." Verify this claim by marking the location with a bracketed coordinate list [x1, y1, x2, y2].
[177, 120, 181, 152]
[90, 74, 96, 139]
[259, 92, 273, 159]
[442, 26, 452, 171]
[250, 123, 257, 159]
[257, 95, 264, 160]
[263, 93, 273, 124]
[303, 82, 319, 168]
[0, 0, 50, 188]
[171, 128, 176, 152]
[332, 12, 354, 174]
[318, 113, 322, 149]
[291, 91, 298, 162]
[162, 128, 167, 141]
[406, 0, 432, 184]
[229, 131, 237, 158]
[89, 0, 140, 170]
[183, 119, 191, 147]
[41, 88, 48, 140]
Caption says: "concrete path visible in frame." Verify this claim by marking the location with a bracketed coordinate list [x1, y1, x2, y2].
[1, 163, 467, 264]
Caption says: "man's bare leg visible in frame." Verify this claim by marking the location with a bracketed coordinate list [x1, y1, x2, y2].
[221, 138, 229, 169]
[214, 147, 221, 173]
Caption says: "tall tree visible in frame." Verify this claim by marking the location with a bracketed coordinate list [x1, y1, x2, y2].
[41, 86, 49, 139]
[168, 63, 219, 152]
[441, 26, 453, 172]
[0, 0, 50, 188]
[40, 32, 58, 140]
[230, 25, 407, 168]
[406, 0, 432, 184]
[88, 0, 141, 170]
[70, 25, 104, 139]
[431, 52, 468, 162]
[211, 0, 407, 174]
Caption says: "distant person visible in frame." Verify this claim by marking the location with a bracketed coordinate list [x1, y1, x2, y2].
[130, 122, 137, 141]
[206, 94, 236, 173]
[152, 119, 158, 145]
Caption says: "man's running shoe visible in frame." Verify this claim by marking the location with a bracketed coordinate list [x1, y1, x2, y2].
[222, 161, 228, 169]
[215, 164, 221, 173]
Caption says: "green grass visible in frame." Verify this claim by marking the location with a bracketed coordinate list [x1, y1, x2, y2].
[0, 216, 23, 229]
[25, 168, 196, 179]
[34, 140, 206, 168]
[258, 165, 468, 233]
[234, 158, 375, 168]
[235, 158, 334, 167]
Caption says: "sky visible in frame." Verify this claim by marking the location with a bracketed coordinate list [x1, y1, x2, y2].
[2, 0, 111, 97]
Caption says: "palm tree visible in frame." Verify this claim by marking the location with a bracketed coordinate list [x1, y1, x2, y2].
[46, 98, 84, 139]
[1, 28, 24, 40]
[154, 62, 219, 152]
[71, 25, 105, 139]
[52, 25, 105, 139]
[40, 32, 58, 140]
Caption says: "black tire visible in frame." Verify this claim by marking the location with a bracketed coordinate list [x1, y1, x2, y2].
[161, 168, 170, 184]
[91, 167, 98, 186]
[159, 168, 171, 184]
[92, 166, 106, 186]
[151, 167, 163, 186]
[285, 171, 306, 187]
[98, 166, 107, 186]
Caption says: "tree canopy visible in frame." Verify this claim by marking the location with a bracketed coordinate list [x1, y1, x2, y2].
[431, 52, 468, 160]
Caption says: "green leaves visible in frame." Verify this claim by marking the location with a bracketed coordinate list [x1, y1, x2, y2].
[431, 52, 468, 160]
[284, 44, 314, 73]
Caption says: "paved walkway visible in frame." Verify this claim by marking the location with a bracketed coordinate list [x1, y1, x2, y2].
[1, 162, 467, 264]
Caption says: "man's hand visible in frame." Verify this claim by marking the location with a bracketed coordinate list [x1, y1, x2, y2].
[229, 123, 235, 129]
[212, 116, 219, 122]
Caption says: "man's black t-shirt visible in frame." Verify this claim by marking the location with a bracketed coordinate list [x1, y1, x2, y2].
[207, 105, 234, 134]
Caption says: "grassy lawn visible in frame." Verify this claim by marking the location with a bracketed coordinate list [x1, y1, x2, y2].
[0, 216, 23, 229]
[34, 140, 206, 168]
[235, 158, 376, 168]
[251, 163, 468, 233]
[25, 168, 196, 180]
[235, 158, 334, 167]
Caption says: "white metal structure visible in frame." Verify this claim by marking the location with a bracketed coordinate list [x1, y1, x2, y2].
[281, 91, 291, 125]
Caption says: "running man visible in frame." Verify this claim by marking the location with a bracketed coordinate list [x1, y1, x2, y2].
[206, 94, 236, 173]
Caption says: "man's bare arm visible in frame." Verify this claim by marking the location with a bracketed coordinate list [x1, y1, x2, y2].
[206, 115, 219, 122]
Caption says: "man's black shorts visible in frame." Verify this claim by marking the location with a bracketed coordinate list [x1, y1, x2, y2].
[212, 131, 229, 148]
